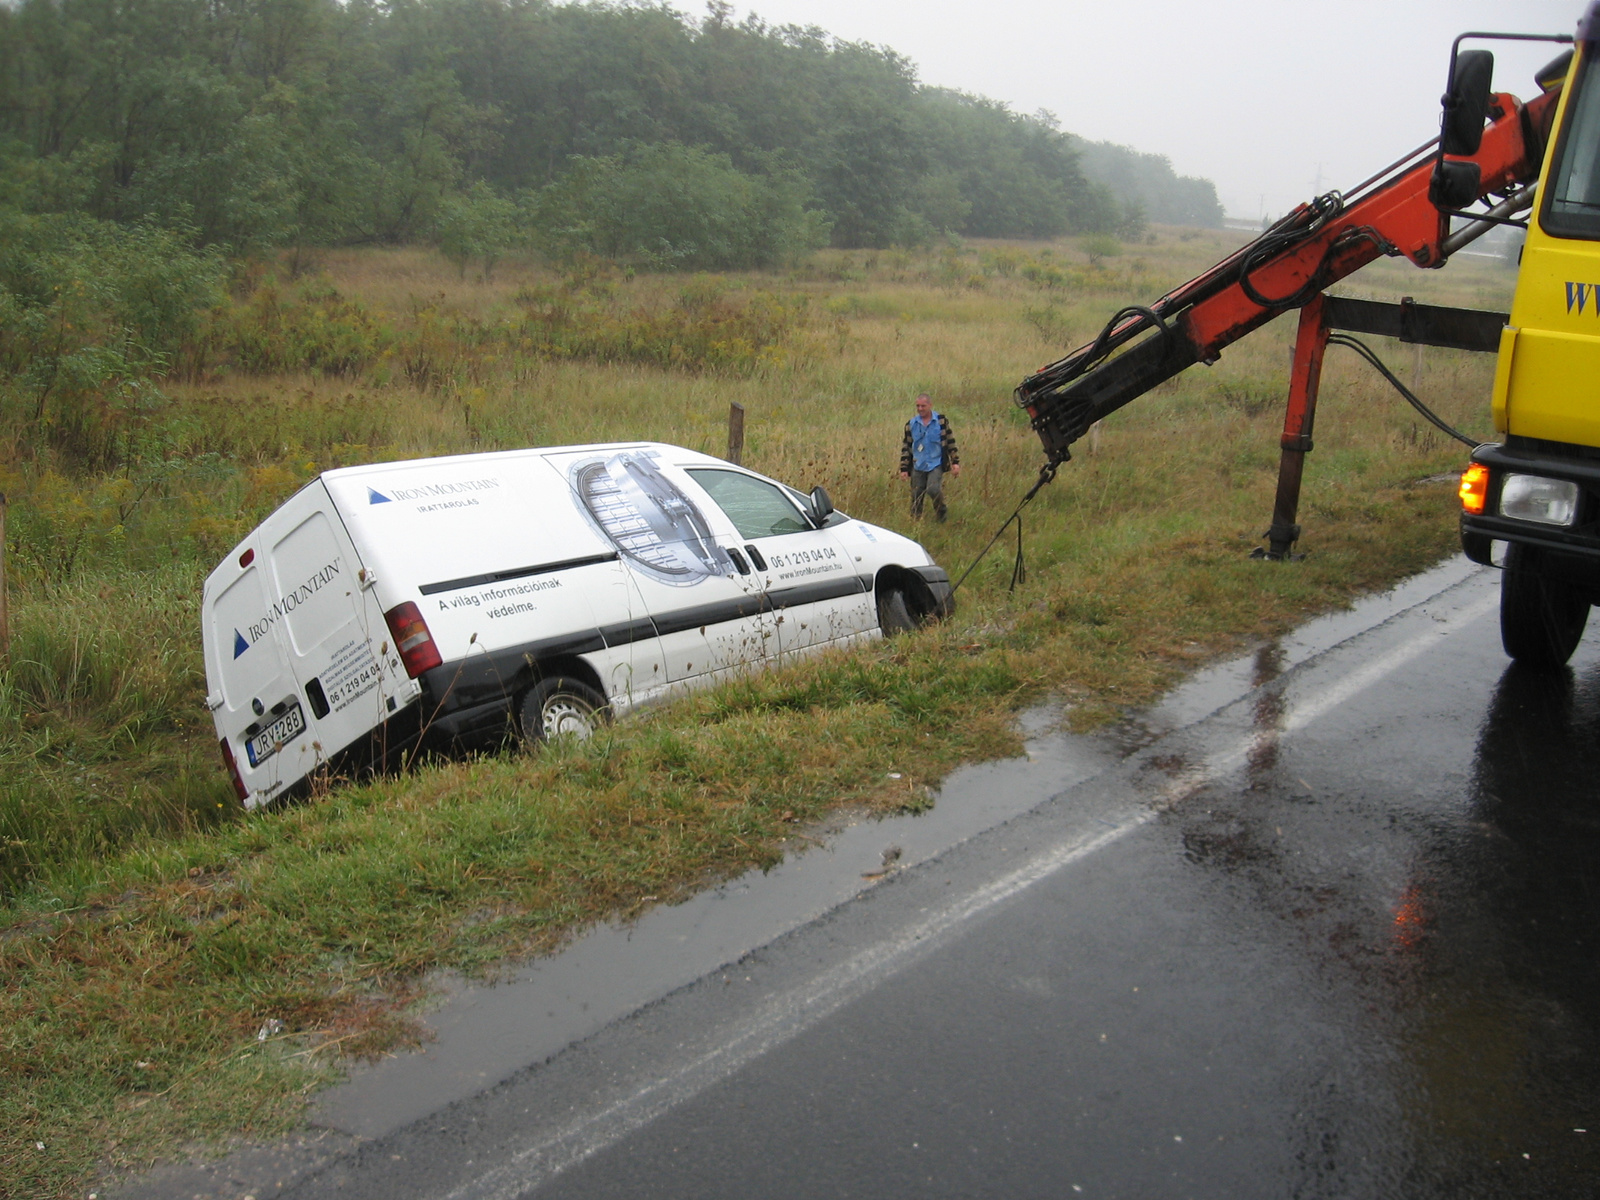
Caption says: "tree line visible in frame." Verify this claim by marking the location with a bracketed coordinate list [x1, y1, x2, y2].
[0, 0, 1221, 270]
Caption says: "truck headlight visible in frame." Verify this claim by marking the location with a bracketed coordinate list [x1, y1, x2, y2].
[1499, 474, 1580, 527]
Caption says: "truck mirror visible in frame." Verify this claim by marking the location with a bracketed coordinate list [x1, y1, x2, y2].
[1441, 49, 1495, 156]
[809, 485, 834, 525]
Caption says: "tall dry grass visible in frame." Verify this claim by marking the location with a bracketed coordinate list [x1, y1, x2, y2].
[0, 228, 1523, 1199]
[0, 228, 1515, 896]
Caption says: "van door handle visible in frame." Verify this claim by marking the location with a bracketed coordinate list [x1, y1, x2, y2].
[726, 547, 751, 575]
[744, 545, 767, 570]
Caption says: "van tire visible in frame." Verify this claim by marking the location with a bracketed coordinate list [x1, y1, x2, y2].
[1500, 543, 1589, 668]
[520, 676, 609, 744]
[877, 588, 916, 635]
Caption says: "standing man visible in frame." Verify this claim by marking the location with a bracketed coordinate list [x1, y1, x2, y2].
[899, 392, 961, 522]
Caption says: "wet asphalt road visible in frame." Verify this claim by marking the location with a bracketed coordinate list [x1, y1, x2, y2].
[120, 563, 1600, 1199]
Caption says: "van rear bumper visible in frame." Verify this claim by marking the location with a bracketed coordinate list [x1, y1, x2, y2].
[417, 657, 526, 748]
[416, 688, 516, 745]
[415, 627, 620, 748]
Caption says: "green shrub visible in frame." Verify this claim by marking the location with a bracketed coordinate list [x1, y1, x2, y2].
[434, 181, 521, 281]
[197, 279, 394, 377]
[1082, 234, 1122, 265]
[531, 144, 831, 271]
[0, 210, 224, 466]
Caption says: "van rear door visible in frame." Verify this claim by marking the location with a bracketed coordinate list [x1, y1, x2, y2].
[206, 537, 307, 807]
[261, 482, 409, 779]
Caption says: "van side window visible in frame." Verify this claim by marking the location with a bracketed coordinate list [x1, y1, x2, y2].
[686, 469, 810, 539]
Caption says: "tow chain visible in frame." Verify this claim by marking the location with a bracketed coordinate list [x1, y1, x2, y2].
[950, 461, 1058, 596]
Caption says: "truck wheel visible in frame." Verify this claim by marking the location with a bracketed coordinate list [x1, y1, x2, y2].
[520, 676, 609, 744]
[1500, 544, 1589, 668]
[877, 588, 916, 635]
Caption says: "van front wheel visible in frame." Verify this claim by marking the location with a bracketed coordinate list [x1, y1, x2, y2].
[877, 588, 916, 635]
[520, 676, 609, 745]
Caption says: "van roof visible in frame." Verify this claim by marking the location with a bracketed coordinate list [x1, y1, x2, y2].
[320, 441, 727, 485]
[311, 441, 755, 609]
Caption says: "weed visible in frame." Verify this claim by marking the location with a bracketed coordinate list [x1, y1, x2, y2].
[1023, 303, 1074, 347]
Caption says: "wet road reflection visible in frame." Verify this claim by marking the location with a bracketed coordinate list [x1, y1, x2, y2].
[1247, 641, 1288, 780]
[1173, 645, 1600, 1197]
[1392, 661, 1600, 1193]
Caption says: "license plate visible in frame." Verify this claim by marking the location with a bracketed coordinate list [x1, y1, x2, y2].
[245, 702, 306, 768]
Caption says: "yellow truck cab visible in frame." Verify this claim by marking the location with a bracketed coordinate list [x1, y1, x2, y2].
[1462, 3, 1600, 665]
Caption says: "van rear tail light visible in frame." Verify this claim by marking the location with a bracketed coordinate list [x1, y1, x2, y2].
[384, 601, 443, 677]
[219, 738, 249, 803]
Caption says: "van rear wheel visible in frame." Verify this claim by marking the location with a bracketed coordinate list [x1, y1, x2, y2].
[520, 676, 609, 745]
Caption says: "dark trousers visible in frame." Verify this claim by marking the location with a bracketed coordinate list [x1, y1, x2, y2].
[909, 468, 946, 520]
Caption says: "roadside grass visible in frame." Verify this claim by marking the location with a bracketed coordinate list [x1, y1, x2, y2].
[0, 563, 233, 893]
[0, 230, 1516, 1198]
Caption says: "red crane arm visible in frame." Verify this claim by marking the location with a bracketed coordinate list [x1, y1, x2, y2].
[1015, 85, 1560, 467]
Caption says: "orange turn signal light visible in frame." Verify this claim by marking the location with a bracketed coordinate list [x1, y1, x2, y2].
[1459, 463, 1490, 514]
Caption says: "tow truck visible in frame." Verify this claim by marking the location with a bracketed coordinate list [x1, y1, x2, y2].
[1016, 5, 1599, 667]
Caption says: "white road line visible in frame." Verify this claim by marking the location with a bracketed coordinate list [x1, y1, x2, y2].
[445, 819, 1151, 1200]
[1282, 590, 1498, 735]
[1153, 588, 1501, 804]
[444, 582, 1500, 1200]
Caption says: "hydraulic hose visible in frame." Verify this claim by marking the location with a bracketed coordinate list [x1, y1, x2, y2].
[1326, 333, 1483, 448]
[1237, 192, 1345, 309]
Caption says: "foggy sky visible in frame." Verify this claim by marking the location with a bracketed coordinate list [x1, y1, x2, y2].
[732, 0, 1583, 220]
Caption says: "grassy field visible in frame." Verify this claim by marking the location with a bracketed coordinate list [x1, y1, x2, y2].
[0, 228, 1520, 1197]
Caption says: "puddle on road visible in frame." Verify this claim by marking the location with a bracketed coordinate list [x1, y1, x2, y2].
[312, 558, 1491, 1141]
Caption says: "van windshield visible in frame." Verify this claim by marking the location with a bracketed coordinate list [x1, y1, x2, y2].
[1544, 49, 1600, 239]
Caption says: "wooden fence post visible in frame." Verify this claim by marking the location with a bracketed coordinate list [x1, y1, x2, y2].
[0, 492, 9, 667]
[727, 402, 745, 465]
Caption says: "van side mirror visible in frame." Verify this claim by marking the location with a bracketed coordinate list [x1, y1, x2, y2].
[1441, 49, 1494, 156]
[809, 485, 834, 526]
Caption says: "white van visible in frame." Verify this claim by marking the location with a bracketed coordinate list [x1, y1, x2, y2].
[202, 442, 954, 808]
